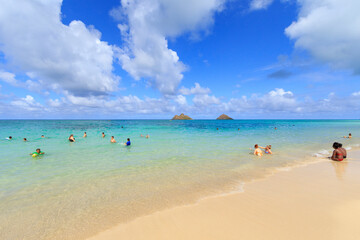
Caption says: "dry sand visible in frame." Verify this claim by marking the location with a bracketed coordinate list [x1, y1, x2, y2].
[88, 151, 360, 240]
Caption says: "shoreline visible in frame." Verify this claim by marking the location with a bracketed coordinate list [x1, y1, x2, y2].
[88, 150, 360, 240]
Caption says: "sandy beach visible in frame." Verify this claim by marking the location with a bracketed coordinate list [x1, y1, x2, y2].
[89, 151, 360, 240]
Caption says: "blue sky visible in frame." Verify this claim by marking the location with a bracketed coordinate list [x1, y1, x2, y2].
[0, 0, 359, 119]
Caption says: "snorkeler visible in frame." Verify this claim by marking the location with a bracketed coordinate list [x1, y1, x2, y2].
[253, 144, 263, 156]
[30, 148, 45, 157]
[338, 143, 347, 159]
[330, 142, 344, 161]
[124, 138, 131, 146]
[68, 134, 75, 142]
[83, 132, 87, 138]
[110, 136, 116, 143]
[102, 132, 105, 138]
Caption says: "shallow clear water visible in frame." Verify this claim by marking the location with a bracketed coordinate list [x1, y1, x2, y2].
[0, 120, 359, 239]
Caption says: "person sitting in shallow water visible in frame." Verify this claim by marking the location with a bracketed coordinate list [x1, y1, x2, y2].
[338, 143, 347, 159]
[330, 142, 344, 161]
[260, 145, 272, 154]
[30, 148, 44, 156]
[68, 134, 75, 142]
[344, 133, 352, 138]
[253, 144, 263, 156]
[110, 136, 116, 143]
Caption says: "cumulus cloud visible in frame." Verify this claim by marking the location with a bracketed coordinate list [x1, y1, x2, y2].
[0, 0, 118, 96]
[250, 0, 274, 11]
[10, 95, 45, 111]
[113, 0, 224, 94]
[286, 0, 360, 74]
[178, 83, 211, 95]
[0, 70, 19, 86]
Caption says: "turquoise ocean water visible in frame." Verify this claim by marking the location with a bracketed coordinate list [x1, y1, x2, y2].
[0, 120, 359, 239]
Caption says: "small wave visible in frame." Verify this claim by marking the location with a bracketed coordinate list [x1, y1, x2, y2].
[312, 149, 330, 157]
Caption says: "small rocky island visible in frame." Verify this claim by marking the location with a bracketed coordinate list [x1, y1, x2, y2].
[216, 114, 233, 120]
[172, 113, 193, 120]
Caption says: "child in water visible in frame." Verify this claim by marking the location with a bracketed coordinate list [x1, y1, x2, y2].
[260, 145, 272, 154]
[110, 136, 116, 143]
[344, 133, 352, 138]
[102, 132, 105, 138]
[68, 134, 75, 142]
[253, 144, 263, 156]
[83, 132, 87, 138]
[124, 138, 131, 146]
[30, 148, 45, 157]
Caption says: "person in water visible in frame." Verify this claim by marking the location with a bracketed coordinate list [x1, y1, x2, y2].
[102, 132, 105, 138]
[146, 134, 149, 139]
[68, 134, 75, 142]
[344, 133, 352, 138]
[330, 142, 344, 161]
[23, 138, 27, 142]
[338, 143, 347, 159]
[83, 132, 87, 138]
[125, 138, 131, 146]
[30, 148, 44, 156]
[140, 134, 144, 137]
[260, 145, 272, 154]
[253, 144, 263, 156]
[41, 135, 45, 138]
[6, 136, 12, 140]
[110, 136, 116, 143]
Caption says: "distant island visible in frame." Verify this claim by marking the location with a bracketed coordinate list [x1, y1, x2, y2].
[172, 113, 193, 120]
[216, 114, 233, 120]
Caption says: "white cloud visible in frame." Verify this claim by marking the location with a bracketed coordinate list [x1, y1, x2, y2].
[10, 95, 44, 111]
[178, 83, 211, 95]
[0, 70, 19, 86]
[286, 0, 360, 74]
[0, 0, 119, 96]
[193, 94, 220, 106]
[113, 0, 224, 94]
[250, 0, 274, 11]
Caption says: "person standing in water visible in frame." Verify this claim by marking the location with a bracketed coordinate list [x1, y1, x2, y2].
[102, 132, 105, 138]
[330, 142, 344, 161]
[68, 134, 75, 142]
[83, 132, 87, 138]
[110, 136, 116, 143]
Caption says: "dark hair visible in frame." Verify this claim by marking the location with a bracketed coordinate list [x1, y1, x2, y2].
[102, 132, 105, 134]
[127, 138, 130, 141]
[332, 142, 340, 149]
[338, 143, 343, 148]
[36, 148, 40, 151]
[112, 136, 114, 138]
[349, 133, 352, 136]
[84, 132, 86, 133]
[9, 136, 12, 139]
[254, 144, 258, 148]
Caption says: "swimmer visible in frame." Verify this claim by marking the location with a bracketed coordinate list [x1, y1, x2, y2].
[146, 134, 150, 139]
[41, 135, 45, 138]
[30, 148, 44, 156]
[83, 132, 87, 138]
[140, 134, 144, 137]
[253, 144, 263, 156]
[330, 142, 344, 161]
[23, 138, 27, 142]
[6, 136, 12, 140]
[110, 136, 116, 143]
[238, 128, 240, 131]
[217, 128, 219, 130]
[274, 127, 277, 130]
[124, 138, 131, 146]
[68, 134, 75, 142]
[102, 132, 105, 138]
[338, 143, 347, 159]
[260, 145, 272, 154]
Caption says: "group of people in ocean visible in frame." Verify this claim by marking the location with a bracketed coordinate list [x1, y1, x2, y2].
[68, 132, 133, 145]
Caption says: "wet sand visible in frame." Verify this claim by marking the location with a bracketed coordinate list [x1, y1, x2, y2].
[88, 151, 360, 240]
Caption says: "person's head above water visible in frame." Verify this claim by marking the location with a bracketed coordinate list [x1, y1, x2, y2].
[333, 142, 340, 149]
[36, 148, 41, 153]
[23, 138, 27, 141]
[254, 144, 258, 148]
[127, 138, 130, 141]
[9, 136, 12, 139]
[111, 136, 114, 139]
[349, 133, 352, 136]
[41, 135, 44, 138]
